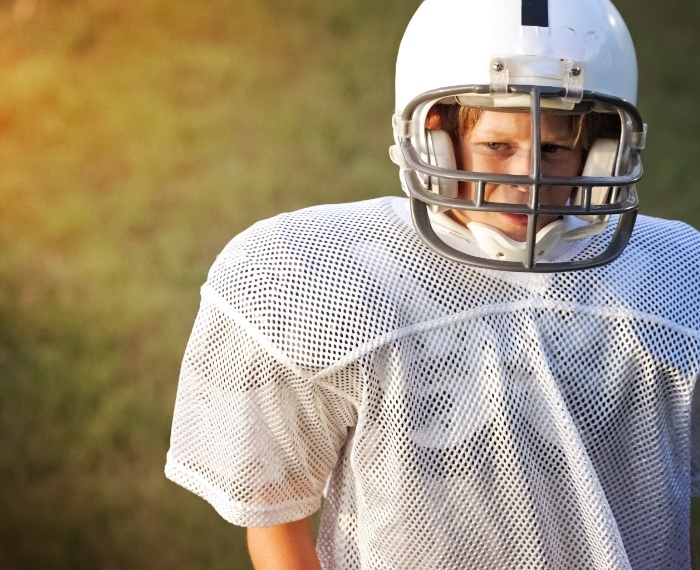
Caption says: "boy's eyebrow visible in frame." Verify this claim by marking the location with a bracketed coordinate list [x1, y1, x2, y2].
[541, 134, 577, 146]
[467, 128, 517, 141]
[469, 129, 574, 145]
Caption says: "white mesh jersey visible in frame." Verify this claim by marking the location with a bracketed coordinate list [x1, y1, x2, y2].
[166, 196, 700, 569]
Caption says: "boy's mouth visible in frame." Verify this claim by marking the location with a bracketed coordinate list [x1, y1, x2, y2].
[500, 212, 529, 227]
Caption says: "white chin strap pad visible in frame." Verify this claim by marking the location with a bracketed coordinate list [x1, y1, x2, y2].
[467, 219, 566, 262]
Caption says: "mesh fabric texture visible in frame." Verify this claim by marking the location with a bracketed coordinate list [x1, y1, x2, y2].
[166, 196, 700, 569]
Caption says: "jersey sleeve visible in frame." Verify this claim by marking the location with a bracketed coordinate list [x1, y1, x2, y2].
[691, 374, 700, 497]
[165, 283, 358, 528]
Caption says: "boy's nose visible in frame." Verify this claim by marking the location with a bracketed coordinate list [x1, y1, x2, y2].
[507, 149, 532, 177]
[503, 149, 532, 192]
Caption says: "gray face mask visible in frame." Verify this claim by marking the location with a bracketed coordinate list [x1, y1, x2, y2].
[390, 85, 645, 272]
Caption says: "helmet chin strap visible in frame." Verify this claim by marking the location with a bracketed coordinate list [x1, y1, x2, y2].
[429, 210, 567, 263]
[466, 220, 566, 262]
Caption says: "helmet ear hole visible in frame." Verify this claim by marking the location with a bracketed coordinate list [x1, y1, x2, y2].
[572, 138, 619, 222]
[425, 129, 458, 213]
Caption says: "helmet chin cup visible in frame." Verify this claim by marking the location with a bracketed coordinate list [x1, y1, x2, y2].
[467, 220, 565, 263]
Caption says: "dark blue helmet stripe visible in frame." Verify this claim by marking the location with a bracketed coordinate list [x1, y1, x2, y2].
[522, 0, 549, 27]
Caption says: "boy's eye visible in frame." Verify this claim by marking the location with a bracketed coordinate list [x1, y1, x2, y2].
[485, 142, 504, 150]
[542, 144, 566, 154]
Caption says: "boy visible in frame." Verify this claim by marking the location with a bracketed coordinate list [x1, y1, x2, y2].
[166, 0, 700, 567]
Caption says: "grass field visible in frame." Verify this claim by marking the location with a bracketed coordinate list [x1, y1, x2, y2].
[0, 0, 698, 568]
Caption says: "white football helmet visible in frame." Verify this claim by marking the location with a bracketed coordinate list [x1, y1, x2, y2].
[390, 0, 646, 272]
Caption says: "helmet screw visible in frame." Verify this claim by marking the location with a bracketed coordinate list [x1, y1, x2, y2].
[570, 65, 582, 77]
[492, 59, 506, 72]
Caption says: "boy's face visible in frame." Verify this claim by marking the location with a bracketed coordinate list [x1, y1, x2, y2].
[449, 110, 584, 242]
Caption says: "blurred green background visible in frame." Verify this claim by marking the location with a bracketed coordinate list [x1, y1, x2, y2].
[0, 0, 697, 568]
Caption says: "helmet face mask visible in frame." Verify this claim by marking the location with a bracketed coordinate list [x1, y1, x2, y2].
[391, 0, 646, 272]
